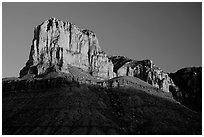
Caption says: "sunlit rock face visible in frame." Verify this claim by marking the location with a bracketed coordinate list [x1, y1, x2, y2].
[19, 17, 175, 91]
[20, 17, 115, 79]
[109, 56, 175, 92]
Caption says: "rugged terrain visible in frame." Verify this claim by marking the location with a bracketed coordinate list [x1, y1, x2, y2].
[2, 18, 202, 135]
[109, 56, 175, 92]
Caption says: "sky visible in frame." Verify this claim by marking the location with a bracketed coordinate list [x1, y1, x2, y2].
[2, 2, 202, 78]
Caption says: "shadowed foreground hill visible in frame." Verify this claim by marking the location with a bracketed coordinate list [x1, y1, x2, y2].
[3, 79, 201, 135]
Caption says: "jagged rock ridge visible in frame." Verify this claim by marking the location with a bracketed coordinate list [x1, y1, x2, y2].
[109, 56, 175, 92]
[20, 17, 115, 80]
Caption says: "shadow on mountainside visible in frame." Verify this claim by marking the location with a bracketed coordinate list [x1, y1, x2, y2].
[3, 82, 201, 135]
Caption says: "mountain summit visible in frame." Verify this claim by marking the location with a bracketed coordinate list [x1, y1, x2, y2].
[20, 17, 115, 80]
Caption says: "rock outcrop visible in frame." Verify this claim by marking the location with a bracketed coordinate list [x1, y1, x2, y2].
[20, 17, 114, 79]
[109, 56, 175, 92]
[169, 67, 202, 112]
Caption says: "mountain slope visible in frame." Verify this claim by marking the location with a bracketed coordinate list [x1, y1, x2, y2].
[102, 76, 174, 100]
[3, 79, 201, 135]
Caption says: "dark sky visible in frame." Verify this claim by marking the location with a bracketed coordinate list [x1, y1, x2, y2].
[2, 2, 202, 78]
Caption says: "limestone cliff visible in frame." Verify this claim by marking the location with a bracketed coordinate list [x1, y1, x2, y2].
[109, 56, 175, 92]
[20, 17, 114, 79]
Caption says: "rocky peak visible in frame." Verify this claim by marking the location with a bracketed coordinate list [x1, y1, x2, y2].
[20, 18, 114, 79]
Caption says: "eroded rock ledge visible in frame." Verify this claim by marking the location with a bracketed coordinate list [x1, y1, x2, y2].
[109, 56, 175, 92]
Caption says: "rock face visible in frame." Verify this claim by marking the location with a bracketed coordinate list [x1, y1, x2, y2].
[18, 17, 199, 97]
[169, 67, 202, 112]
[19, 17, 176, 92]
[109, 56, 175, 92]
[20, 17, 114, 79]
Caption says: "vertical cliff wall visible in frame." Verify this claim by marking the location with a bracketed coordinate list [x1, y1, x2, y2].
[20, 17, 115, 79]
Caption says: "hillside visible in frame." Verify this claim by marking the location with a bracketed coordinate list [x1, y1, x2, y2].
[103, 76, 174, 100]
[3, 79, 201, 135]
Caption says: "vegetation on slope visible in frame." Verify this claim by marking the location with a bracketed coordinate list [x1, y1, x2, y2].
[3, 81, 201, 135]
